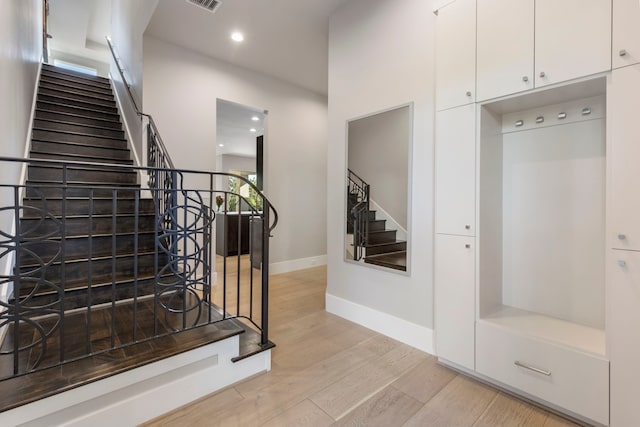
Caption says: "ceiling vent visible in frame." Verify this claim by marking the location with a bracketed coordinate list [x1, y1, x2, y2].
[186, 0, 222, 13]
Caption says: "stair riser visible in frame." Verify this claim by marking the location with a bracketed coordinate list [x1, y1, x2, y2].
[25, 185, 141, 199]
[22, 199, 156, 217]
[36, 110, 122, 130]
[19, 253, 162, 293]
[38, 94, 118, 114]
[364, 258, 406, 271]
[32, 129, 127, 149]
[28, 166, 138, 185]
[36, 101, 119, 120]
[367, 231, 397, 244]
[40, 72, 112, 92]
[21, 215, 157, 237]
[42, 65, 110, 85]
[365, 241, 407, 256]
[368, 220, 386, 232]
[19, 234, 158, 264]
[39, 87, 116, 107]
[30, 151, 133, 166]
[39, 78, 113, 97]
[31, 140, 130, 160]
[34, 119, 124, 139]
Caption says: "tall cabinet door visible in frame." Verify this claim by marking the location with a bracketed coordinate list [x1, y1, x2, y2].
[613, 0, 640, 69]
[435, 0, 476, 111]
[476, 0, 534, 101]
[609, 250, 640, 427]
[609, 64, 640, 250]
[535, 0, 611, 87]
[435, 104, 476, 236]
[435, 234, 475, 370]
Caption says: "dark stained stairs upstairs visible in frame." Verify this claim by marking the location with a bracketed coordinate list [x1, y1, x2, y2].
[18, 64, 160, 308]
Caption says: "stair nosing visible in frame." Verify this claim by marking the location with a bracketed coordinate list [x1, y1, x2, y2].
[39, 73, 111, 90]
[34, 118, 124, 134]
[28, 164, 137, 173]
[31, 138, 130, 152]
[41, 66, 110, 84]
[36, 108, 121, 125]
[21, 213, 156, 220]
[19, 250, 158, 268]
[32, 127, 126, 142]
[30, 152, 134, 165]
[36, 100, 119, 119]
[37, 94, 117, 111]
[38, 88, 116, 105]
[39, 78, 113, 95]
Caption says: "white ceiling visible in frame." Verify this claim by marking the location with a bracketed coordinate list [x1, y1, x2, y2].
[216, 99, 266, 158]
[145, 0, 350, 95]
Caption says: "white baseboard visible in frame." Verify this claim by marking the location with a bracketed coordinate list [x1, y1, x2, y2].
[269, 254, 327, 275]
[0, 336, 271, 426]
[325, 293, 434, 355]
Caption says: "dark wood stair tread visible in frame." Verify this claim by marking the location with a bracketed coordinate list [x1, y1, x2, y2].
[364, 251, 407, 271]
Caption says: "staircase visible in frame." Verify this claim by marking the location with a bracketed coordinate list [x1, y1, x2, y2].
[361, 209, 407, 272]
[19, 64, 159, 307]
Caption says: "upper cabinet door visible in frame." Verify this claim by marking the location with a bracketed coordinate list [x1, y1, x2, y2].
[476, 0, 534, 102]
[436, 0, 476, 111]
[609, 64, 640, 251]
[613, 0, 640, 69]
[535, 0, 611, 88]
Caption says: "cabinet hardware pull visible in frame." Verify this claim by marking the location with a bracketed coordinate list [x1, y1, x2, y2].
[515, 120, 524, 127]
[582, 107, 591, 116]
[539, 71, 546, 78]
[465, 244, 471, 249]
[557, 112, 567, 120]
[618, 234, 627, 240]
[535, 116, 544, 124]
[514, 360, 551, 376]
[465, 224, 471, 230]
[620, 49, 627, 57]
[466, 91, 472, 97]
[522, 76, 529, 82]
[618, 260, 627, 268]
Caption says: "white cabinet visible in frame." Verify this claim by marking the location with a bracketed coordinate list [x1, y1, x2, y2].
[609, 249, 640, 427]
[435, 104, 476, 236]
[613, 0, 640, 69]
[476, 0, 534, 101]
[476, 0, 611, 99]
[435, 0, 476, 111]
[435, 234, 475, 370]
[535, 0, 611, 87]
[609, 65, 640, 250]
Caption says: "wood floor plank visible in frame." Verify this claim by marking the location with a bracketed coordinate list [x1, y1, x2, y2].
[473, 393, 549, 427]
[402, 375, 498, 427]
[333, 386, 423, 427]
[391, 356, 457, 403]
[260, 399, 334, 427]
[543, 413, 581, 427]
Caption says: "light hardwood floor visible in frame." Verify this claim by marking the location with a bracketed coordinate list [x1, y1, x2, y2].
[142, 265, 581, 427]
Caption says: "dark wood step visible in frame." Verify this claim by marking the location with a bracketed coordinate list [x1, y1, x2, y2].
[34, 118, 124, 139]
[30, 151, 133, 166]
[39, 77, 113, 97]
[367, 229, 397, 244]
[31, 139, 131, 160]
[39, 72, 111, 92]
[24, 183, 141, 199]
[364, 251, 407, 271]
[38, 93, 118, 114]
[21, 213, 156, 237]
[32, 129, 127, 149]
[19, 251, 163, 292]
[38, 87, 116, 107]
[36, 109, 122, 130]
[368, 219, 386, 232]
[19, 232, 158, 265]
[36, 100, 120, 120]
[42, 64, 111, 84]
[22, 198, 156, 216]
[28, 165, 137, 185]
[365, 240, 407, 256]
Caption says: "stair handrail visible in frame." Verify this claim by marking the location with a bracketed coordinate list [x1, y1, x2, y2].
[347, 169, 370, 261]
[105, 37, 278, 231]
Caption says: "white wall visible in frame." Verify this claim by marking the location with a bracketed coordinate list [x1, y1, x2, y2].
[327, 0, 436, 340]
[109, 0, 159, 159]
[0, 0, 42, 298]
[143, 36, 328, 266]
[348, 105, 410, 229]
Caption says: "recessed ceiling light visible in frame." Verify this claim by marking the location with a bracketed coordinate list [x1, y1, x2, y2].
[250, 128, 257, 132]
[251, 116, 259, 121]
[231, 32, 244, 42]
[218, 144, 224, 147]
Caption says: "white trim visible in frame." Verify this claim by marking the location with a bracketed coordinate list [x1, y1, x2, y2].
[325, 293, 435, 354]
[269, 254, 327, 275]
[18, 59, 43, 193]
[110, 72, 142, 167]
[369, 198, 407, 241]
[0, 336, 271, 426]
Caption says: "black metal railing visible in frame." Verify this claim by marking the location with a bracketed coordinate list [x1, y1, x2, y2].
[347, 169, 370, 261]
[0, 156, 278, 380]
